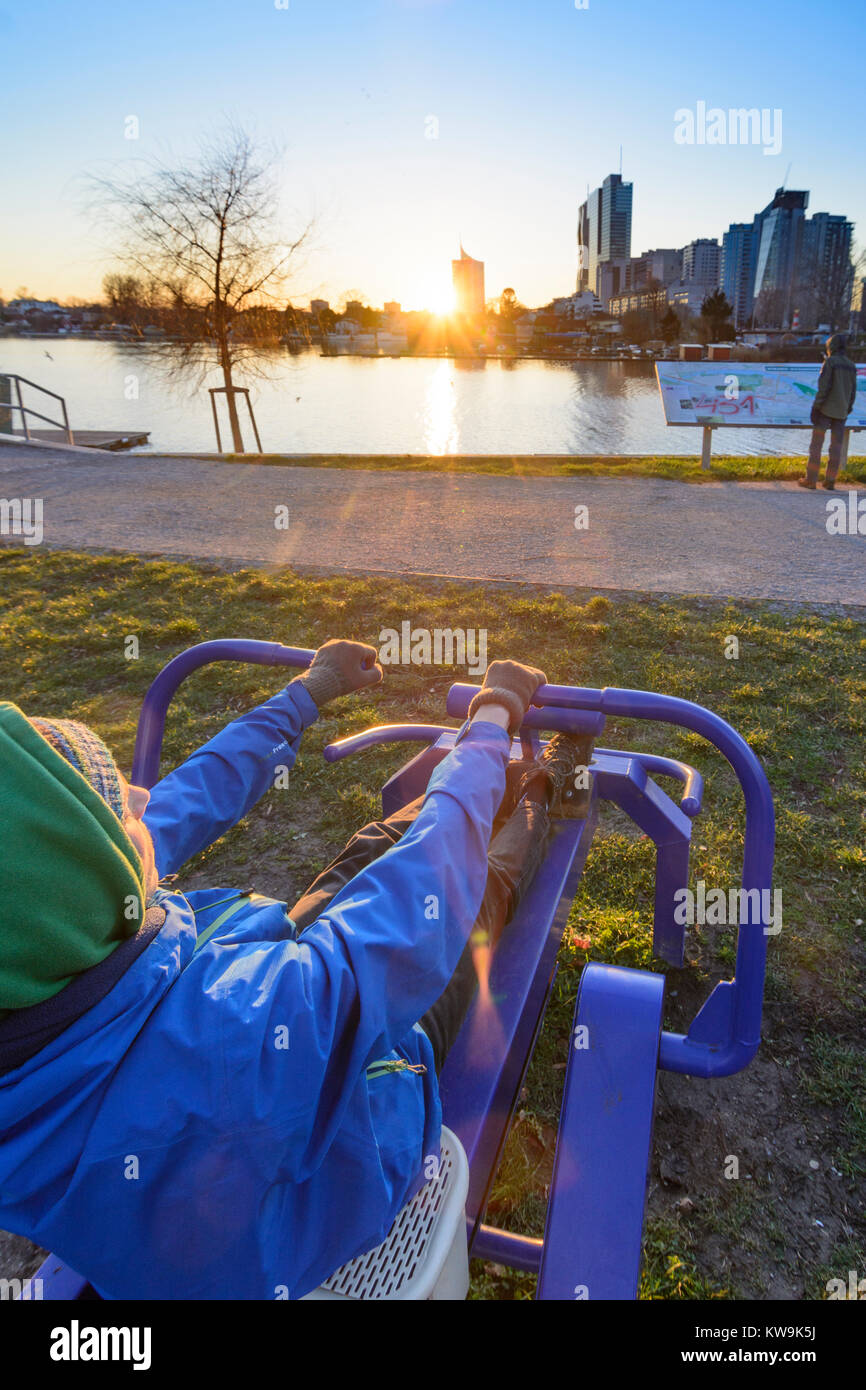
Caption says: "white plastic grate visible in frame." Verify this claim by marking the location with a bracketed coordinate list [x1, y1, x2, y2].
[315, 1130, 463, 1299]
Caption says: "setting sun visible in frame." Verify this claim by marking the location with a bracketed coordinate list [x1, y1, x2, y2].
[408, 274, 456, 316]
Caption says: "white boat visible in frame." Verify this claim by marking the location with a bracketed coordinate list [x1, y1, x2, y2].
[324, 329, 408, 354]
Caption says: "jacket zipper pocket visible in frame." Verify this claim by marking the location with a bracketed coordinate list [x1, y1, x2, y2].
[192, 892, 254, 953]
[365, 1059, 428, 1080]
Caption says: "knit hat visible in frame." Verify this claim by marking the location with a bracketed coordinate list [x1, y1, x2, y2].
[0, 702, 146, 1016]
[29, 717, 126, 820]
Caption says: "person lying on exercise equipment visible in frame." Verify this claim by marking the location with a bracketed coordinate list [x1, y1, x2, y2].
[0, 640, 581, 1300]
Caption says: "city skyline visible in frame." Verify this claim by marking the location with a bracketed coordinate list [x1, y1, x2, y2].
[7, 170, 856, 335]
[1, 0, 862, 311]
[4, 163, 858, 320]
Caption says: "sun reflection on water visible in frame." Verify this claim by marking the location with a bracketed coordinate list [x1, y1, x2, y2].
[424, 360, 458, 455]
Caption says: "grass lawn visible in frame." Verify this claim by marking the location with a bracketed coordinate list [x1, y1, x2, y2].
[1, 546, 864, 1300]
[202, 451, 866, 484]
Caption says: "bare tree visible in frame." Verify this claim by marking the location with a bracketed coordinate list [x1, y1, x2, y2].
[794, 242, 861, 334]
[102, 273, 164, 332]
[91, 127, 311, 452]
[851, 243, 866, 336]
[821, 241, 861, 334]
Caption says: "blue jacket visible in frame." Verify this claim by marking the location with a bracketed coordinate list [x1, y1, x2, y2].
[0, 682, 510, 1299]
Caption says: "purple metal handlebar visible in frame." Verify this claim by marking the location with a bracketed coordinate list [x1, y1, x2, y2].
[323, 725, 454, 762]
[593, 748, 703, 817]
[445, 684, 606, 735]
[448, 680, 775, 1077]
[131, 640, 314, 788]
[324, 729, 703, 816]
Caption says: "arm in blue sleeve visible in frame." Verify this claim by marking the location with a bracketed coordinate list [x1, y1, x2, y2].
[143, 679, 319, 877]
[221, 719, 511, 1174]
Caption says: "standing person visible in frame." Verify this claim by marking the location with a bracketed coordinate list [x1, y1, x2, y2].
[798, 334, 858, 491]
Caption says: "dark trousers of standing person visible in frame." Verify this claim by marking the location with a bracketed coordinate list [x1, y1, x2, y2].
[288, 760, 551, 1074]
[806, 409, 847, 484]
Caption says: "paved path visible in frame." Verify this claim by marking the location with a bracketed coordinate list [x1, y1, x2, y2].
[1, 444, 864, 604]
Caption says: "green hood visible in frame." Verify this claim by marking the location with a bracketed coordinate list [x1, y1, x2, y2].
[0, 702, 145, 1016]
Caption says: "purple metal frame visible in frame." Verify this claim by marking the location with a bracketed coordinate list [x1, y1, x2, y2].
[535, 960, 667, 1299]
[34, 641, 774, 1302]
[131, 640, 315, 787]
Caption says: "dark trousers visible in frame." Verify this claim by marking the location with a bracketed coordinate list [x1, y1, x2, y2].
[807, 410, 848, 482]
[288, 760, 551, 1074]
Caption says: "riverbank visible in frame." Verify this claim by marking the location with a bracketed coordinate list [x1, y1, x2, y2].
[6, 432, 866, 480]
[0, 550, 862, 1299]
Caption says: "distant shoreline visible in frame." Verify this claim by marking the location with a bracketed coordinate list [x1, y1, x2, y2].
[0, 329, 659, 360]
[1, 333, 843, 365]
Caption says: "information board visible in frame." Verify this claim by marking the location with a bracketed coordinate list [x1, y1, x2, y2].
[655, 362, 866, 428]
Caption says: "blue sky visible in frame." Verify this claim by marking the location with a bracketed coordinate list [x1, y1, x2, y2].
[1, 0, 862, 309]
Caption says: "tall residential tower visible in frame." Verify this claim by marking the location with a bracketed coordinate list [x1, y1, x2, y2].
[577, 173, 633, 304]
[451, 244, 485, 316]
[721, 189, 853, 330]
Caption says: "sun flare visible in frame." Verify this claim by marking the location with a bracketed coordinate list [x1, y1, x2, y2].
[409, 275, 456, 316]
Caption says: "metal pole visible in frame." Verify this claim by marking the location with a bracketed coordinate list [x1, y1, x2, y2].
[60, 392, 73, 445]
[244, 389, 263, 453]
[700, 424, 713, 469]
[16, 377, 29, 440]
[209, 389, 223, 453]
[840, 428, 851, 473]
[0, 375, 12, 434]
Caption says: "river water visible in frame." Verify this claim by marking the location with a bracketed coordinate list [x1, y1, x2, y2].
[2, 338, 806, 457]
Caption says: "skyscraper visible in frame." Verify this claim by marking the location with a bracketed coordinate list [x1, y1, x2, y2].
[576, 189, 599, 292]
[720, 192, 853, 331]
[600, 174, 633, 271]
[451, 244, 485, 316]
[798, 212, 854, 330]
[577, 173, 633, 301]
[751, 188, 809, 328]
[681, 239, 721, 294]
[720, 223, 755, 328]
[664, 239, 722, 313]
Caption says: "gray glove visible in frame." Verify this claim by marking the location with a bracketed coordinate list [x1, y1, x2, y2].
[467, 659, 547, 735]
[295, 639, 383, 709]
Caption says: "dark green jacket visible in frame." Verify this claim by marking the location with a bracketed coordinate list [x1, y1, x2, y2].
[815, 352, 858, 420]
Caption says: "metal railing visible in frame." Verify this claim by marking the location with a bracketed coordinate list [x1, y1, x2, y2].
[0, 373, 74, 444]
